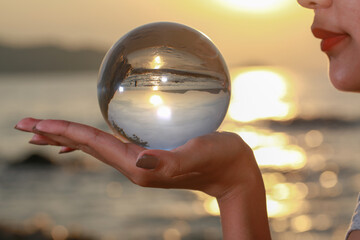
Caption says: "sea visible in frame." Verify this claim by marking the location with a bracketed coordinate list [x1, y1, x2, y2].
[0, 69, 360, 240]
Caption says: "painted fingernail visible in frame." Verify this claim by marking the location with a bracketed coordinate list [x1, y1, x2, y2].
[136, 154, 159, 170]
[29, 139, 49, 145]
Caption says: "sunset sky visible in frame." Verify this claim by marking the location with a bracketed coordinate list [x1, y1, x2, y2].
[1, 0, 328, 72]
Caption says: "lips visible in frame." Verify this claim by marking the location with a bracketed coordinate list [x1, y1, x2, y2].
[311, 28, 349, 52]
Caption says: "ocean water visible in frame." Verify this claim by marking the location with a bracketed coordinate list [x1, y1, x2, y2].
[0, 70, 360, 239]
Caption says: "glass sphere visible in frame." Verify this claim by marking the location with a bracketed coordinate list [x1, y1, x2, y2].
[98, 22, 230, 149]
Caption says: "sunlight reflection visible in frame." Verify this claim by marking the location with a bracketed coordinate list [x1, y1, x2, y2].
[149, 95, 163, 106]
[304, 130, 324, 148]
[203, 197, 220, 216]
[319, 171, 338, 189]
[152, 55, 163, 69]
[261, 171, 311, 219]
[229, 67, 297, 123]
[271, 183, 308, 201]
[266, 196, 287, 218]
[267, 197, 308, 218]
[291, 215, 312, 232]
[232, 126, 307, 170]
[254, 146, 306, 170]
[236, 126, 289, 149]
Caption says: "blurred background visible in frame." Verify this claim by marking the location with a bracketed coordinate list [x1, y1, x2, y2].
[1, 0, 360, 239]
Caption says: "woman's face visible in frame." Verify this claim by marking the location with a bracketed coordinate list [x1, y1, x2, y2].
[297, 0, 360, 92]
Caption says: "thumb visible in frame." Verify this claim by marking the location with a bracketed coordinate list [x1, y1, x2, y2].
[135, 149, 184, 176]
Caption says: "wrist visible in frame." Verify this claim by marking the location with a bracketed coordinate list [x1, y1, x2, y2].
[216, 172, 271, 240]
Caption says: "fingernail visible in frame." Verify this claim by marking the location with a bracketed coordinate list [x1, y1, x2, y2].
[136, 154, 159, 170]
[32, 125, 40, 133]
[32, 125, 45, 134]
[29, 139, 48, 145]
[59, 147, 75, 154]
[14, 124, 25, 131]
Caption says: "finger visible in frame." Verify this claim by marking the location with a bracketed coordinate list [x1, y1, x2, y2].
[134, 148, 210, 190]
[29, 134, 60, 146]
[28, 134, 77, 153]
[133, 132, 249, 190]
[59, 146, 77, 154]
[15, 117, 42, 132]
[33, 119, 144, 174]
[16, 118, 77, 148]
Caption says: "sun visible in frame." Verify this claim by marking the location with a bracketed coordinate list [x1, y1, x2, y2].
[219, 0, 291, 12]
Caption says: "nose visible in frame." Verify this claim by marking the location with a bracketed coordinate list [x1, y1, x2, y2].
[297, 0, 332, 9]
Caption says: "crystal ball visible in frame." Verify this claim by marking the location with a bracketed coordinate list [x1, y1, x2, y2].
[98, 22, 231, 149]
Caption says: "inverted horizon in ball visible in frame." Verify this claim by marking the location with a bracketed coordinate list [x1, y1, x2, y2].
[98, 22, 230, 149]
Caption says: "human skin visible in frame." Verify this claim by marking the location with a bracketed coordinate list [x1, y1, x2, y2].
[297, 0, 360, 239]
[297, 0, 360, 92]
[15, 118, 271, 240]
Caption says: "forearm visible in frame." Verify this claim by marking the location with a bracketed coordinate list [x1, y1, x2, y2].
[217, 179, 271, 240]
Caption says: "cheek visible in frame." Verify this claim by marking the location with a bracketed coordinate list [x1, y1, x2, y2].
[328, 41, 360, 92]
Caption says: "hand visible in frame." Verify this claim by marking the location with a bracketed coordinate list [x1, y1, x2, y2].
[15, 118, 259, 198]
[15, 117, 271, 239]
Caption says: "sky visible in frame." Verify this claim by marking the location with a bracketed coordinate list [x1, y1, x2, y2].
[0, 0, 328, 73]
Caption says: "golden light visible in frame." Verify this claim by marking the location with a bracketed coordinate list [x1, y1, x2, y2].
[319, 171, 338, 189]
[149, 95, 163, 106]
[229, 67, 296, 123]
[152, 55, 163, 69]
[218, 0, 291, 13]
[236, 127, 289, 149]
[291, 215, 312, 232]
[304, 130, 324, 148]
[221, 125, 307, 170]
[163, 228, 181, 240]
[266, 196, 308, 218]
[271, 183, 291, 200]
[203, 197, 220, 216]
[270, 182, 309, 201]
[254, 145, 306, 170]
[266, 196, 287, 218]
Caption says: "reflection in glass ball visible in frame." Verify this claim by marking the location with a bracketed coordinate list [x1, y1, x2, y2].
[98, 22, 231, 149]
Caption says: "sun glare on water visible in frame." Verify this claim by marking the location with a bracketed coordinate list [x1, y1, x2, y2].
[229, 67, 297, 122]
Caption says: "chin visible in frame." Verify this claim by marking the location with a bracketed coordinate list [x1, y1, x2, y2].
[329, 60, 360, 92]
